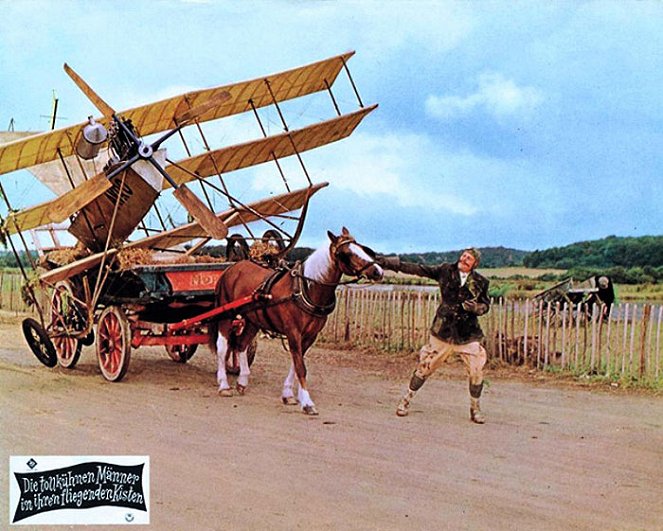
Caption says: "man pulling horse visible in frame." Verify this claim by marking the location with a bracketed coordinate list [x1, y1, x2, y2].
[208, 227, 383, 415]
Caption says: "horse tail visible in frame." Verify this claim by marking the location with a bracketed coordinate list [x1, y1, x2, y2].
[208, 263, 241, 353]
[207, 269, 227, 354]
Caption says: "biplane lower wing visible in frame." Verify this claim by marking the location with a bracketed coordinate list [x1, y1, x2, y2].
[0, 51, 355, 177]
[165, 105, 377, 186]
[3, 174, 111, 234]
[39, 182, 328, 285]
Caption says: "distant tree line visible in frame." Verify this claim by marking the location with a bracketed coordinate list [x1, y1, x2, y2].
[396, 246, 528, 268]
[522, 235, 663, 284]
[523, 235, 663, 269]
[1, 235, 660, 284]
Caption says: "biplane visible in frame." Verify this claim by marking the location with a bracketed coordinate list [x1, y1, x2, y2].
[0, 51, 376, 381]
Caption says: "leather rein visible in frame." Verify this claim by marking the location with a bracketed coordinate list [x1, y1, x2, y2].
[253, 236, 377, 319]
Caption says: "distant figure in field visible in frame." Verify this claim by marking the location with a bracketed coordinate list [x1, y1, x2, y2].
[585, 275, 615, 319]
[377, 248, 491, 424]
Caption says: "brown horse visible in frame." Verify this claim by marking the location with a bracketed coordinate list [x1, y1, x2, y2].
[208, 227, 383, 415]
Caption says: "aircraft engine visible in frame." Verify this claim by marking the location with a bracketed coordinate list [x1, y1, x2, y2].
[75, 117, 108, 159]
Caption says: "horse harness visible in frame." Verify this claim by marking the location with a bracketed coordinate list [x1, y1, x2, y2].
[252, 261, 337, 321]
[248, 235, 373, 324]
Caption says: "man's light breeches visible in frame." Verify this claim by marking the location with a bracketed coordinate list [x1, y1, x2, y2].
[414, 334, 486, 385]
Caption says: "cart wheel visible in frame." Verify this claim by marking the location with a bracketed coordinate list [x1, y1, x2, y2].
[226, 233, 250, 261]
[22, 318, 57, 368]
[165, 343, 198, 363]
[226, 337, 257, 376]
[96, 306, 131, 382]
[50, 281, 83, 369]
[261, 229, 286, 251]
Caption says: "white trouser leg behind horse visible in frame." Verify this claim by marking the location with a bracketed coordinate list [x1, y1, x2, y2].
[215, 334, 233, 397]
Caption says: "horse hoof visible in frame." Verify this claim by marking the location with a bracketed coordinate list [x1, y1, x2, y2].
[236, 384, 246, 395]
[218, 388, 233, 397]
[302, 405, 319, 416]
[282, 396, 298, 406]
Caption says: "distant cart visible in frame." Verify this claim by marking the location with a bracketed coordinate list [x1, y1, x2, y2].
[533, 275, 615, 316]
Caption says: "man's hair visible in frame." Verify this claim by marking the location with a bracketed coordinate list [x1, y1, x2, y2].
[462, 247, 481, 266]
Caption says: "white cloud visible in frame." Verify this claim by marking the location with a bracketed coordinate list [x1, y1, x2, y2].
[426, 72, 544, 122]
[283, 1, 474, 57]
[251, 131, 478, 216]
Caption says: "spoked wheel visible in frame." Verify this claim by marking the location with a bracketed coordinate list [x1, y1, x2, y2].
[261, 229, 286, 252]
[96, 306, 131, 382]
[165, 342, 198, 363]
[50, 281, 85, 369]
[22, 318, 57, 368]
[226, 233, 250, 261]
[226, 337, 257, 376]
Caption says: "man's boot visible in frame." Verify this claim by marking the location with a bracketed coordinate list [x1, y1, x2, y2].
[396, 373, 426, 417]
[396, 390, 414, 417]
[469, 382, 485, 424]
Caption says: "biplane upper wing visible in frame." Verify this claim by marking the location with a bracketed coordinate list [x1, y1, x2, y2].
[0, 131, 40, 144]
[164, 104, 377, 186]
[6, 106, 374, 235]
[123, 51, 355, 137]
[3, 174, 111, 234]
[0, 51, 355, 177]
[39, 182, 327, 284]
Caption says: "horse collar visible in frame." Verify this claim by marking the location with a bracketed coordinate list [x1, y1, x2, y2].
[291, 262, 336, 317]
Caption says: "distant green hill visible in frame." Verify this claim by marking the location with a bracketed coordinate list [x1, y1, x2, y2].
[523, 235, 663, 269]
[1, 235, 660, 284]
[397, 246, 527, 268]
[378, 236, 663, 284]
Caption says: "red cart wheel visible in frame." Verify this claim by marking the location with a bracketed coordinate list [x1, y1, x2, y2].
[96, 306, 131, 382]
[165, 342, 198, 363]
[50, 281, 83, 369]
[226, 337, 257, 376]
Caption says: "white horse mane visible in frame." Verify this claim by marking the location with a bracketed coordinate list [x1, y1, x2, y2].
[303, 244, 335, 283]
[303, 239, 375, 283]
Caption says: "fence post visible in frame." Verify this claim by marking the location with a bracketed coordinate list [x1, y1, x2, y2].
[536, 300, 542, 368]
[639, 305, 651, 379]
[621, 303, 629, 375]
[506, 299, 518, 363]
[590, 304, 597, 373]
[645, 304, 655, 381]
[656, 305, 662, 380]
[523, 299, 530, 365]
[605, 304, 614, 377]
[561, 302, 568, 368]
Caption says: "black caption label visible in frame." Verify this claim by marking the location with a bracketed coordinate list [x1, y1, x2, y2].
[13, 461, 146, 523]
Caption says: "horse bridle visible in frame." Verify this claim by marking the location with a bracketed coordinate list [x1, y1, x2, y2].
[330, 236, 378, 279]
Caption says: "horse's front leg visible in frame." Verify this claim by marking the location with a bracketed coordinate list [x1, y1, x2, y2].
[215, 333, 233, 397]
[288, 340, 317, 416]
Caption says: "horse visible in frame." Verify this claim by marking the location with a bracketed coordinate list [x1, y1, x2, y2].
[208, 227, 383, 415]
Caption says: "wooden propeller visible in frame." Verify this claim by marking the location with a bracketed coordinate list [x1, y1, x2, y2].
[63, 63, 228, 240]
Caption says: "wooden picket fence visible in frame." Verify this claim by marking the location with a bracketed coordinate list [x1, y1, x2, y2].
[1, 270, 660, 384]
[319, 286, 663, 384]
[0, 270, 36, 313]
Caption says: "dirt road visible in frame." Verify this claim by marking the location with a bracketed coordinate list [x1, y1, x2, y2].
[1, 318, 661, 530]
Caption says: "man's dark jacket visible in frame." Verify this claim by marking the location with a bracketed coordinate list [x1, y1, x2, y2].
[385, 260, 490, 344]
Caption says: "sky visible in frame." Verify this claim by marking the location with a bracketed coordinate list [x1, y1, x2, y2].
[0, 0, 661, 254]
